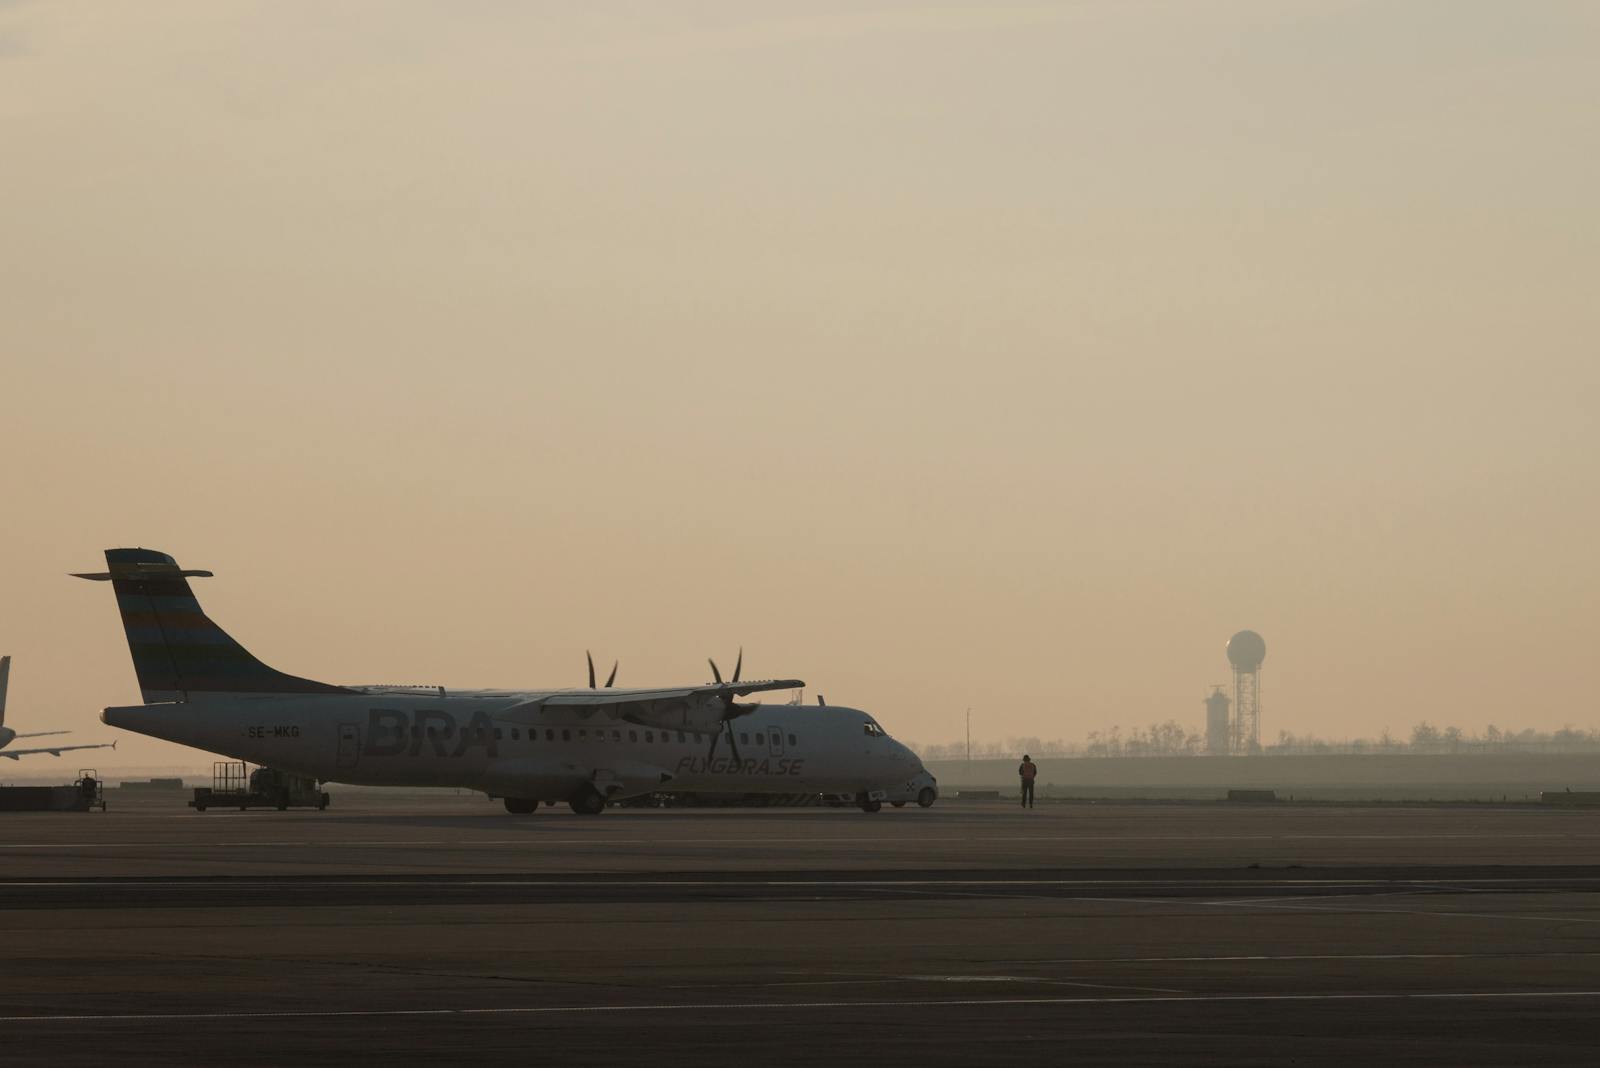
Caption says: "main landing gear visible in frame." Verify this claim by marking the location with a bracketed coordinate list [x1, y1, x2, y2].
[858, 792, 882, 814]
[503, 797, 539, 815]
[568, 786, 607, 815]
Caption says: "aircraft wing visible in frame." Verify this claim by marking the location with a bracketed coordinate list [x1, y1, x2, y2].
[496, 679, 803, 730]
[13, 730, 70, 739]
[538, 679, 803, 708]
[0, 741, 117, 760]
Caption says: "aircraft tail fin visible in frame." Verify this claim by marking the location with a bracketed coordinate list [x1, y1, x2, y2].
[73, 549, 350, 702]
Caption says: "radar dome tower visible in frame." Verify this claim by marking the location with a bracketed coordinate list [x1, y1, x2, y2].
[1226, 631, 1266, 753]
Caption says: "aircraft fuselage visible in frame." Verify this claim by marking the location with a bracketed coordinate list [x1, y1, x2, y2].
[104, 692, 924, 803]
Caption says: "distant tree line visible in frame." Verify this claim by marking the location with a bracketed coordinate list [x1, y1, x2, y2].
[910, 722, 1600, 760]
[912, 720, 1202, 761]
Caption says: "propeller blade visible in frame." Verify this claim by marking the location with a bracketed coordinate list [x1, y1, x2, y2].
[586, 651, 597, 689]
[732, 647, 743, 684]
[726, 722, 741, 763]
[817, 695, 826, 706]
[707, 728, 720, 761]
[708, 658, 723, 684]
[605, 661, 618, 688]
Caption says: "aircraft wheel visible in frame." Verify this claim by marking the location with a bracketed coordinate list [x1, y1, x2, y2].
[503, 797, 538, 815]
[917, 787, 936, 809]
[860, 797, 882, 813]
[568, 788, 606, 815]
[891, 801, 907, 808]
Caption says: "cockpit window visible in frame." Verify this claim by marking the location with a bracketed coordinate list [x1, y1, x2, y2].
[863, 722, 886, 737]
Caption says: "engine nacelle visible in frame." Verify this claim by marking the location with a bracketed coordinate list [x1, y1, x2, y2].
[617, 693, 732, 736]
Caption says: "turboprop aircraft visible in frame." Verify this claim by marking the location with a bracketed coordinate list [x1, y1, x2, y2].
[75, 548, 936, 813]
[0, 656, 118, 761]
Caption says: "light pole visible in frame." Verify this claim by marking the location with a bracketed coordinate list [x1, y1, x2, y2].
[966, 707, 971, 763]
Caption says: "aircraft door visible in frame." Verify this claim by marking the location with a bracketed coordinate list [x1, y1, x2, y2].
[767, 726, 785, 757]
[336, 723, 360, 769]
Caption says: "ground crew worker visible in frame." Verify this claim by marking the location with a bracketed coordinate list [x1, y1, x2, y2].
[1018, 754, 1037, 809]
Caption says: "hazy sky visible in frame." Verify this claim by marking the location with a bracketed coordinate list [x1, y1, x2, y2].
[3, 1, 1597, 769]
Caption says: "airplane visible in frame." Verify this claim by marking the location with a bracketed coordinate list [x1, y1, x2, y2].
[75, 548, 937, 813]
[0, 655, 118, 761]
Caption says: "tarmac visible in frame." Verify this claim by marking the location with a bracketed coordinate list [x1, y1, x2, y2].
[4, 794, 1600, 1065]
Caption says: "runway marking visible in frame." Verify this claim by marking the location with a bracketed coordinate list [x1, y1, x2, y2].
[901, 975, 1191, 994]
[1188, 897, 1600, 927]
[993, 951, 1600, 965]
[0, 840, 646, 849]
[7, 875, 1599, 889]
[4, 832, 1600, 849]
[6, 990, 1600, 1024]
[1195, 890, 1435, 906]
[5, 876, 1600, 894]
[735, 975, 1185, 995]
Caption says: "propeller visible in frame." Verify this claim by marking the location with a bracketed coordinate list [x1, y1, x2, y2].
[705, 648, 757, 763]
[817, 694, 826, 706]
[707, 647, 741, 686]
[585, 651, 618, 689]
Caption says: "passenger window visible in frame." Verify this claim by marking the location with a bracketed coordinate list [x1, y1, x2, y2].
[740, 733, 749, 745]
[511, 728, 519, 741]
[494, 728, 503, 741]
[578, 729, 588, 740]
[561, 729, 571, 742]
[612, 730, 621, 742]
[645, 731, 654, 743]
[545, 729, 554, 741]
[677, 732, 686, 743]
[629, 731, 637, 743]
[788, 733, 797, 746]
